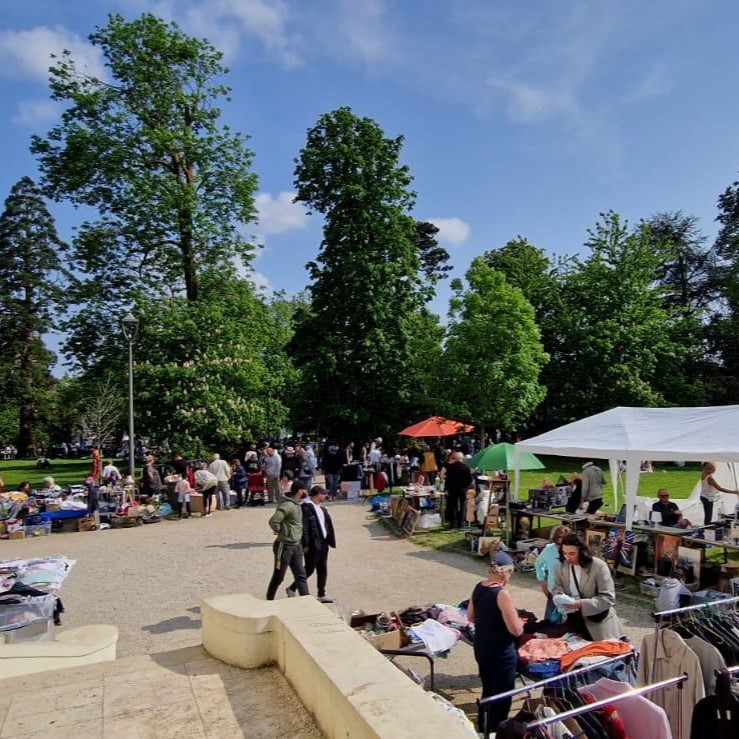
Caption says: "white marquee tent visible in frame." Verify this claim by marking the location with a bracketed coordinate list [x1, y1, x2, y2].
[513, 406, 739, 529]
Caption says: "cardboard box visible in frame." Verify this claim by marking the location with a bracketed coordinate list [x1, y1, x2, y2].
[362, 628, 401, 651]
[78, 517, 96, 532]
[190, 493, 204, 514]
[45, 502, 61, 512]
[8, 531, 25, 540]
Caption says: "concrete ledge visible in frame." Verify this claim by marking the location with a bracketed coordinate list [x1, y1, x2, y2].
[202, 594, 473, 739]
[0, 624, 118, 679]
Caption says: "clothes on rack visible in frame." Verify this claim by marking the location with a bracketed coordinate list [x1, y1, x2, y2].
[637, 629, 705, 739]
[682, 634, 726, 696]
[560, 640, 633, 672]
[689, 669, 739, 739]
[580, 677, 671, 739]
[652, 602, 739, 695]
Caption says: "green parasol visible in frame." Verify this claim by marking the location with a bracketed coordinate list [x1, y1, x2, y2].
[469, 442, 545, 471]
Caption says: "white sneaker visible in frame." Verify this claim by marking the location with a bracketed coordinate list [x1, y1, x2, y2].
[286, 588, 296, 598]
[318, 595, 334, 603]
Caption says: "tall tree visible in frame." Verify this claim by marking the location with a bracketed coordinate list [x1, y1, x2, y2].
[705, 178, 739, 401]
[645, 212, 716, 405]
[291, 107, 428, 440]
[31, 13, 258, 367]
[547, 211, 678, 421]
[647, 212, 715, 311]
[443, 258, 548, 438]
[133, 278, 292, 455]
[482, 237, 559, 321]
[0, 177, 66, 455]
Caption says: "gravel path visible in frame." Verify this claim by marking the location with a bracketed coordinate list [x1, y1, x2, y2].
[5, 502, 655, 706]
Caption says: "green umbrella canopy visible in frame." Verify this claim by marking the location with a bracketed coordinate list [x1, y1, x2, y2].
[469, 442, 545, 471]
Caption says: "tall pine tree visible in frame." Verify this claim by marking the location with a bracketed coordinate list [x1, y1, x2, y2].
[0, 177, 66, 455]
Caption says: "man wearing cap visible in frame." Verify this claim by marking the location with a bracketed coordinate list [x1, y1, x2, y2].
[286, 486, 336, 603]
[280, 446, 301, 485]
[266, 480, 310, 600]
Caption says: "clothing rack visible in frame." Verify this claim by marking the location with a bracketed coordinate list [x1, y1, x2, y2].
[652, 594, 739, 621]
[650, 594, 739, 681]
[480, 652, 635, 706]
[479, 652, 635, 739]
[526, 672, 688, 729]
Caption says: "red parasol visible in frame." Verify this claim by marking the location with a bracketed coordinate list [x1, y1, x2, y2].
[398, 416, 474, 438]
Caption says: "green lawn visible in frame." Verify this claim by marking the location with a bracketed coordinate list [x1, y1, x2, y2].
[517, 457, 702, 513]
[0, 458, 103, 490]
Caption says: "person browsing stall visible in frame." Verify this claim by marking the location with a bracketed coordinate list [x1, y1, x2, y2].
[580, 461, 606, 514]
[699, 462, 738, 525]
[266, 480, 309, 600]
[553, 533, 625, 641]
[467, 551, 524, 735]
[534, 525, 571, 622]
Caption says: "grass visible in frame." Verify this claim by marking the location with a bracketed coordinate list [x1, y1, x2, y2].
[0, 458, 104, 490]
[517, 457, 703, 513]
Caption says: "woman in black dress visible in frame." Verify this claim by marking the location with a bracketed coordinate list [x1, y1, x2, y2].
[467, 551, 523, 734]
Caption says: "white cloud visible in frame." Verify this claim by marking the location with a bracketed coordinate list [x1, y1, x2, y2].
[0, 26, 105, 81]
[330, 0, 395, 67]
[429, 217, 470, 246]
[186, 0, 299, 66]
[11, 99, 60, 128]
[249, 270, 273, 294]
[255, 191, 308, 236]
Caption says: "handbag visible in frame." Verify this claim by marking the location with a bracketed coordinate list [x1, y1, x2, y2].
[570, 565, 610, 623]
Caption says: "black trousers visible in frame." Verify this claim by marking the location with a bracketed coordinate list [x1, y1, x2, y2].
[291, 547, 329, 597]
[447, 491, 464, 528]
[266, 542, 309, 600]
[586, 498, 603, 514]
[476, 644, 516, 734]
[701, 497, 713, 525]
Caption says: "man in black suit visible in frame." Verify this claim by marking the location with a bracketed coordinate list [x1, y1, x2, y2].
[287, 485, 336, 603]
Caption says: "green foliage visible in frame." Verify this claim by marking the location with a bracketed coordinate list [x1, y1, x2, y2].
[0, 177, 66, 454]
[291, 107, 433, 440]
[705, 178, 739, 400]
[444, 257, 548, 435]
[482, 237, 560, 321]
[546, 211, 679, 420]
[31, 12, 258, 367]
[132, 279, 292, 453]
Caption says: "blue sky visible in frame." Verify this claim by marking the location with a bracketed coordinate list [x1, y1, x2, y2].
[3, 0, 739, 331]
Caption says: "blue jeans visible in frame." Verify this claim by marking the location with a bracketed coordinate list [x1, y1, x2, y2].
[324, 473, 340, 497]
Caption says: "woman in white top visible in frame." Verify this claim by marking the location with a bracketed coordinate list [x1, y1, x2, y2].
[699, 462, 738, 525]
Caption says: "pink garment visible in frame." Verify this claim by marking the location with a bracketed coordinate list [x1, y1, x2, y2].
[580, 677, 671, 739]
[518, 638, 570, 663]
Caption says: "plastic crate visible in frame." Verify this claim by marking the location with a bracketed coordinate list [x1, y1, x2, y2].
[24, 522, 52, 538]
[640, 581, 660, 597]
[0, 594, 56, 632]
[0, 618, 53, 643]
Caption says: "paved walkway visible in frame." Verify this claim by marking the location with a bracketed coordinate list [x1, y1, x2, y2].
[2, 501, 655, 714]
[0, 646, 321, 738]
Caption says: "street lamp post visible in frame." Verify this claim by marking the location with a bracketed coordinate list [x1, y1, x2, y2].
[121, 312, 139, 483]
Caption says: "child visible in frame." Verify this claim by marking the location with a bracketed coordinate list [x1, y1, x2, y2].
[655, 565, 691, 612]
[174, 476, 193, 519]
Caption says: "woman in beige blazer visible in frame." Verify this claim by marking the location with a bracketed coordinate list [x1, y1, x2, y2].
[554, 533, 625, 641]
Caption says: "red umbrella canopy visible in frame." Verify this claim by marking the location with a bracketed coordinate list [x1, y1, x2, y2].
[398, 416, 474, 437]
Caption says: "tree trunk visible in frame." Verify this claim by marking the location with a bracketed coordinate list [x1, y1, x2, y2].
[180, 214, 198, 301]
[17, 397, 36, 458]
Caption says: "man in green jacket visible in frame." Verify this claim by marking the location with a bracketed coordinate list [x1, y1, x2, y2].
[266, 480, 310, 599]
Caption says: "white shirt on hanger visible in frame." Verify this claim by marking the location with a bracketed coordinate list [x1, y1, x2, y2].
[580, 677, 671, 739]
